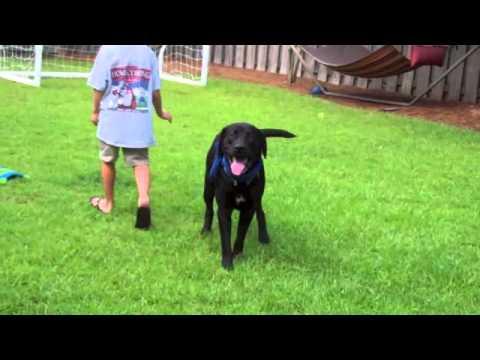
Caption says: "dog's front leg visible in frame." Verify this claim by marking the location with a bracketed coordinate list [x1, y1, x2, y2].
[256, 201, 270, 245]
[233, 209, 255, 257]
[218, 207, 234, 270]
[201, 178, 215, 235]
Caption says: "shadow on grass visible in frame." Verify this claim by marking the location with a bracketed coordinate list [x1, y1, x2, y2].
[198, 214, 346, 275]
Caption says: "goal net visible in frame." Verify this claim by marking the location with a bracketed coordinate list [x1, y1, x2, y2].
[158, 45, 210, 86]
[41, 45, 100, 78]
[0, 45, 210, 87]
[0, 45, 43, 86]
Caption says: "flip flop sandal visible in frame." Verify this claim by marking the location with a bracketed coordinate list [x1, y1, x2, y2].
[135, 207, 151, 230]
[89, 196, 110, 215]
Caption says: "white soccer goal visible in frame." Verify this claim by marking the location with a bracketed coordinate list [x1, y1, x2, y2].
[0, 45, 43, 86]
[158, 45, 210, 86]
[0, 45, 99, 87]
[0, 45, 210, 87]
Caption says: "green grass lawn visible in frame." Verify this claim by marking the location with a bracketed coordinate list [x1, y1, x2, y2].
[1, 76, 480, 314]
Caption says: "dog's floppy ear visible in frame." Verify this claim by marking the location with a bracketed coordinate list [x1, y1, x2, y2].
[260, 129, 295, 158]
[261, 129, 296, 138]
[261, 133, 267, 158]
[217, 127, 227, 155]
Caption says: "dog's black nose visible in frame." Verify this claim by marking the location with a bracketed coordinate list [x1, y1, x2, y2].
[234, 144, 246, 153]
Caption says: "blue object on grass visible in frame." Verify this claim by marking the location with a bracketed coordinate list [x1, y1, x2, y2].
[0, 166, 26, 184]
[310, 85, 324, 96]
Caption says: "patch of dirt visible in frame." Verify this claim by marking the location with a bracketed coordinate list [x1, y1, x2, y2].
[209, 65, 480, 131]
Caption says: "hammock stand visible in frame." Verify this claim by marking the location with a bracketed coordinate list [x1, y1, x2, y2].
[288, 45, 480, 111]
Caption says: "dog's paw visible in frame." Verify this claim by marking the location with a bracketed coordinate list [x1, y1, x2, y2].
[259, 234, 270, 245]
[233, 250, 244, 259]
[221, 258, 234, 271]
[200, 227, 212, 236]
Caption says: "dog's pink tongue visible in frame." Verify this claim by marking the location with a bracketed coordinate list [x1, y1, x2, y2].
[231, 160, 246, 176]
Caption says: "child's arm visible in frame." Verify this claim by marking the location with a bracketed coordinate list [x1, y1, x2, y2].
[152, 90, 173, 123]
[91, 89, 104, 127]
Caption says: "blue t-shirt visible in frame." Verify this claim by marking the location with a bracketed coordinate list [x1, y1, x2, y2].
[87, 45, 161, 148]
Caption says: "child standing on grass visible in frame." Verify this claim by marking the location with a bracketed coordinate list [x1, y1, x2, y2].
[88, 45, 172, 230]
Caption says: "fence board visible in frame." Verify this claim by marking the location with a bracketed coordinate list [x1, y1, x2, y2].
[223, 45, 234, 67]
[318, 64, 328, 82]
[256, 45, 268, 72]
[384, 75, 399, 93]
[279, 45, 290, 75]
[296, 48, 304, 78]
[413, 66, 431, 98]
[268, 45, 280, 73]
[398, 45, 413, 95]
[210, 45, 215, 63]
[330, 71, 342, 86]
[369, 77, 383, 90]
[430, 46, 451, 101]
[246, 45, 256, 70]
[342, 75, 354, 87]
[234, 45, 246, 68]
[447, 45, 467, 101]
[312, 60, 320, 82]
[213, 45, 223, 64]
[357, 77, 368, 89]
[302, 45, 316, 79]
[463, 45, 480, 103]
[289, 46, 304, 78]
[400, 70, 415, 96]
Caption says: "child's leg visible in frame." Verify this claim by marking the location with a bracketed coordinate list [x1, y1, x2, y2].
[124, 148, 150, 208]
[101, 161, 116, 212]
[126, 148, 151, 229]
[91, 142, 118, 213]
[134, 164, 150, 208]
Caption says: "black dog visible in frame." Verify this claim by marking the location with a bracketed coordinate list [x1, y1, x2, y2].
[201, 122, 296, 270]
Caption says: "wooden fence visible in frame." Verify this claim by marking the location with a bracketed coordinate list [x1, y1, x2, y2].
[210, 45, 480, 104]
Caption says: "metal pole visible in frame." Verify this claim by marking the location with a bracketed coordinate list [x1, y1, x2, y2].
[200, 45, 210, 87]
[33, 45, 43, 87]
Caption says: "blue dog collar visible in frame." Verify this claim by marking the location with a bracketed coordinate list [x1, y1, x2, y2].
[208, 140, 262, 186]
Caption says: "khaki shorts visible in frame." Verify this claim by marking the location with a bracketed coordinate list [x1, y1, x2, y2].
[99, 141, 149, 167]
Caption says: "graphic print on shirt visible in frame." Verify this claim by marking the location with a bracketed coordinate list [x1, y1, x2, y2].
[109, 66, 151, 112]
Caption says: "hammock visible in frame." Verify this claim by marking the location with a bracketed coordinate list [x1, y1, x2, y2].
[294, 45, 447, 78]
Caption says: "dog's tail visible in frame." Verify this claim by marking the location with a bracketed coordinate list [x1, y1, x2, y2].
[261, 129, 296, 138]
